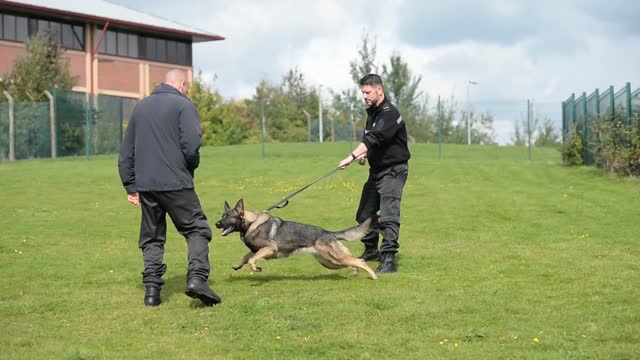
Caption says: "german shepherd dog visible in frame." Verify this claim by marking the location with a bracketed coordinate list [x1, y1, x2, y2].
[214, 199, 379, 280]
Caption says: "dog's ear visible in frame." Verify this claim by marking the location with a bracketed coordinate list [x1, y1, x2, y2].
[234, 199, 244, 212]
[224, 201, 230, 211]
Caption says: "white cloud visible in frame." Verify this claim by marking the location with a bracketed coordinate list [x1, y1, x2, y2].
[113, 0, 640, 143]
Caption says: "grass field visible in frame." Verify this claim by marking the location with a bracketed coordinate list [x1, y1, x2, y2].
[1, 143, 638, 359]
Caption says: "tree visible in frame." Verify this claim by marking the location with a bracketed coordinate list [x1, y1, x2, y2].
[0, 33, 76, 101]
[245, 69, 320, 143]
[381, 52, 422, 115]
[511, 112, 560, 147]
[190, 71, 254, 146]
[534, 118, 560, 147]
[0, 32, 78, 159]
[381, 51, 423, 142]
[349, 33, 378, 85]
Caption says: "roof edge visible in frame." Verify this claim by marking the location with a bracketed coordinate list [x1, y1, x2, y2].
[0, 0, 225, 42]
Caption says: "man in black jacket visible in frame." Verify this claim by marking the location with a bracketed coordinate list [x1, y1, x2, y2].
[339, 74, 410, 273]
[118, 69, 221, 307]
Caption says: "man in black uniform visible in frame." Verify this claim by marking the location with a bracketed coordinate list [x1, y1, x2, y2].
[339, 74, 410, 273]
[118, 69, 221, 307]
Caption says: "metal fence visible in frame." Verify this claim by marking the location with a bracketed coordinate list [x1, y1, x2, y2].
[2, 90, 563, 162]
[562, 82, 640, 165]
[0, 89, 137, 161]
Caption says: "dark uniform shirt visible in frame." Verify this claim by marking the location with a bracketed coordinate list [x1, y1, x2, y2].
[118, 84, 202, 193]
[361, 97, 411, 172]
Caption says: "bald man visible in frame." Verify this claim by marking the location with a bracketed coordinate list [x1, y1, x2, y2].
[119, 69, 221, 307]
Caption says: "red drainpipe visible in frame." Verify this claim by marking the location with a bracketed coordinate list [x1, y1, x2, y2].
[90, 22, 109, 97]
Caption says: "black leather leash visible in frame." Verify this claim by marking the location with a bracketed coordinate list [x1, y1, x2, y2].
[265, 166, 342, 212]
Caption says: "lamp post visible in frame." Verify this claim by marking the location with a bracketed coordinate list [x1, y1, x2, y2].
[466, 80, 478, 145]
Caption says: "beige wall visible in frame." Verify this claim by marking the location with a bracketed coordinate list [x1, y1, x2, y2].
[97, 58, 140, 94]
[65, 51, 87, 88]
[0, 42, 26, 76]
[1, 38, 193, 99]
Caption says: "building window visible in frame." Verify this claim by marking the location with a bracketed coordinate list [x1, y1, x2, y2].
[156, 38, 166, 62]
[3, 14, 16, 40]
[62, 24, 73, 48]
[37, 19, 48, 33]
[145, 37, 156, 60]
[105, 30, 117, 55]
[117, 32, 127, 56]
[92, 25, 191, 66]
[16, 16, 28, 42]
[127, 33, 138, 57]
[49, 21, 62, 45]
[0, 12, 83, 50]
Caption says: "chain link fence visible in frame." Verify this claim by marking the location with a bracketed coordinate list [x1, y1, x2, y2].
[3, 90, 566, 162]
[0, 89, 137, 161]
[562, 82, 639, 165]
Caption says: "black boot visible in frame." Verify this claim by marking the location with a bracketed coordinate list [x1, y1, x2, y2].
[359, 247, 380, 261]
[144, 286, 161, 307]
[186, 278, 222, 306]
[376, 253, 397, 273]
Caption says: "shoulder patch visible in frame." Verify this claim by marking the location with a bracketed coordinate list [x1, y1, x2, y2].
[396, 116, 403, 124]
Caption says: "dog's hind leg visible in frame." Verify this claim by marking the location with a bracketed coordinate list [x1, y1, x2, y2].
[248, 243, 278, 272]
[346, 258, 378, 280]
[232, 251, 254, 271]
[316, 242, 378, 280]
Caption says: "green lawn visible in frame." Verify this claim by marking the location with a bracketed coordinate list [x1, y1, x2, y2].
[1, 143, 638, 359]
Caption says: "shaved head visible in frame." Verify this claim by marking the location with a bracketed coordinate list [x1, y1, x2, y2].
[164, 69, 189, 94]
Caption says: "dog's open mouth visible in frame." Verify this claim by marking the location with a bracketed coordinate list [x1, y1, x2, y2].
[220, 227, 234, 236]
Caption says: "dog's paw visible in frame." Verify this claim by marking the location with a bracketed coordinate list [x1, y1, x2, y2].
[253, 266, 263, 272]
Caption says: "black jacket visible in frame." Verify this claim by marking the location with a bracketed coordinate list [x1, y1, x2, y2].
[361, 97, 411, 172]
[118, 84, 202, 192]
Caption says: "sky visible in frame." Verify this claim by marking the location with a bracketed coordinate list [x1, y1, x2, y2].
[111, 0, 640, 144]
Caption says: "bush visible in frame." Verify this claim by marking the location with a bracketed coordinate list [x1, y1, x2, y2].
[559, 125, 583, 166]
[589, 114, 640, 176]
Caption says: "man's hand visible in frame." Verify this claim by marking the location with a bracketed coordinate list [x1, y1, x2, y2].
[127, 192, 140, 205]
[338, 156, 352, 169]
[358, 156, 367, 166]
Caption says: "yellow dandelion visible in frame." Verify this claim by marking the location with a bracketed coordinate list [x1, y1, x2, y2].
[454, 343, 459, 348]
[513, 336, 519, 340]
[439, 341, 444, 345]
[533, 337, 540, 344]
[276, 336, 282, 340]
[444, 339, 448, 343]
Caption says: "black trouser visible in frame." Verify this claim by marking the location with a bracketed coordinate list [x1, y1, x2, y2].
[138, 189, 212, 288]
[356, 163, 408, 255]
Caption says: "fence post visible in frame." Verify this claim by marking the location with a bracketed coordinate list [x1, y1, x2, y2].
[43, 90, 57, 158]
[438, 95, 442, 161]
[303, 110, 311, 142]
[609, 85, 615, 118]
[570, 93, 576, 128]
[2, 91, 15, 161]
[582, 92, 590, 165]
[595, 88, 600, 118]
[561, 100, 565, 143]
[626, 82, 632, 123]
[86, 94, 92, 159]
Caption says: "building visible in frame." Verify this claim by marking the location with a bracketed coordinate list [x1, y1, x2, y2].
[0, 0, 224, 99]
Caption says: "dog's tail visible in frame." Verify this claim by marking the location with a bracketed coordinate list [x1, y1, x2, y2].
[333, 215, 379, 241]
